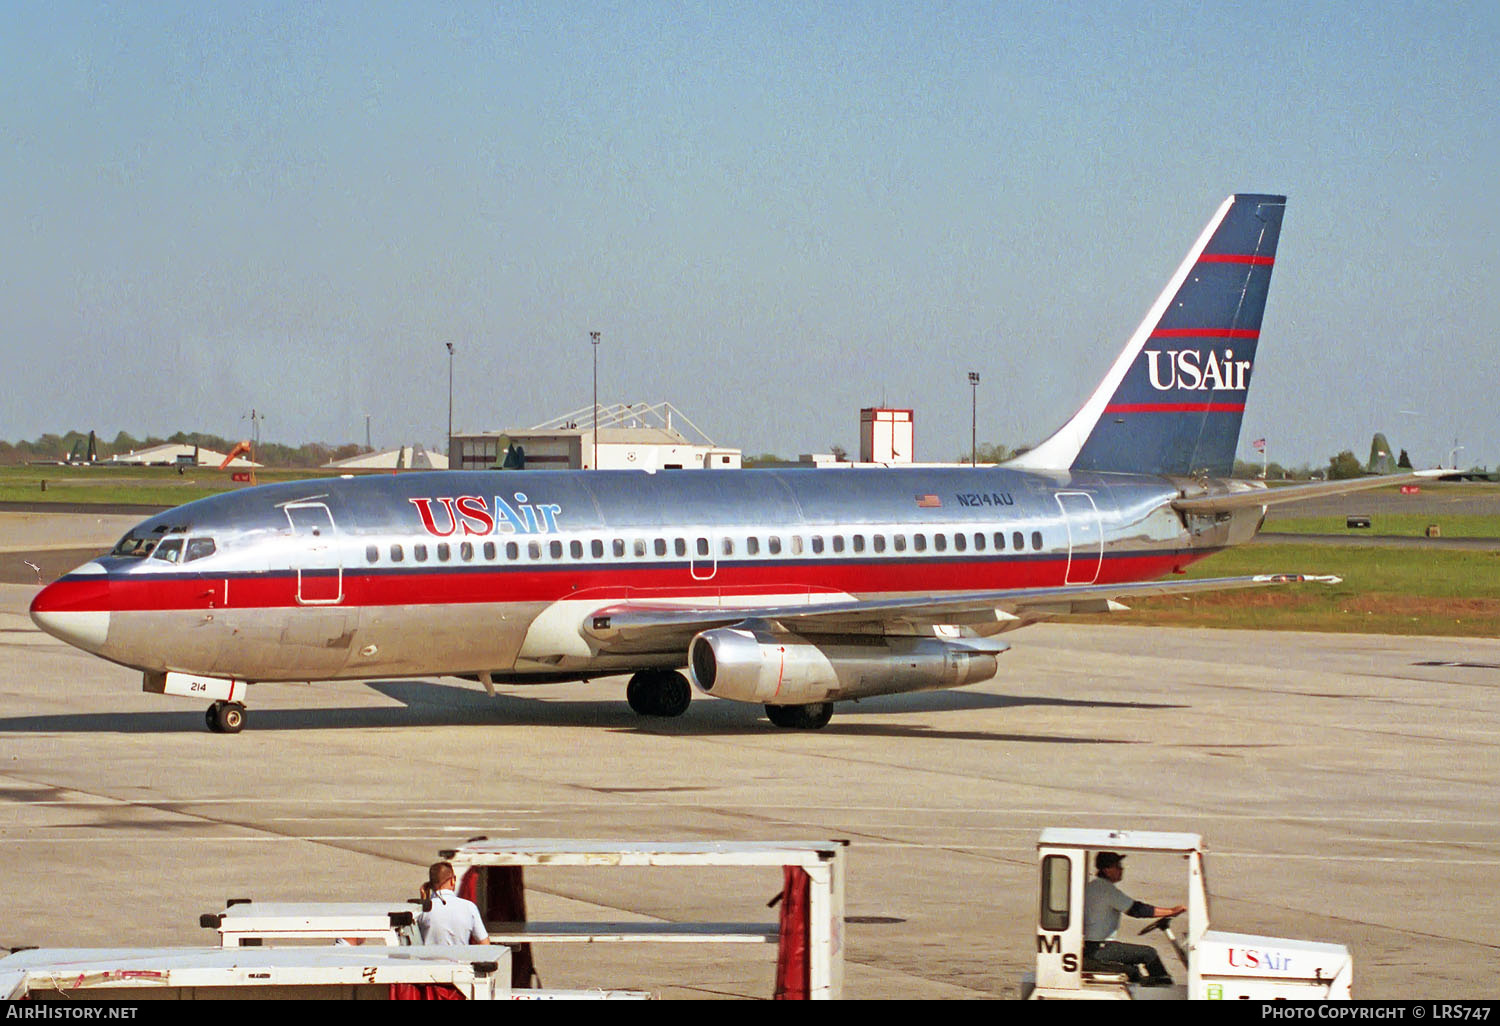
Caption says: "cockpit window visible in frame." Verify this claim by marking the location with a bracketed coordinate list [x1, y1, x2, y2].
[111, 524, 187, 558]
[152, 538, 185, 563]
[184, 538, 216, 562]
[112, 531, 160, 558]
[111, 536, 154, 557]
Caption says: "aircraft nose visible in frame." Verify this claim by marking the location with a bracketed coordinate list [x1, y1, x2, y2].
[30, 561, 112, 653]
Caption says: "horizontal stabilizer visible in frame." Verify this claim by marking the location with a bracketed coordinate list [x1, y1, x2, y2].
[1172, 469, 1446, 514]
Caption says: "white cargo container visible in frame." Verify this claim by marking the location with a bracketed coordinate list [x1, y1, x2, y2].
[201, 900, 422, 947]
[0, 945, 509, 1000]
[444, 838, 847, 999]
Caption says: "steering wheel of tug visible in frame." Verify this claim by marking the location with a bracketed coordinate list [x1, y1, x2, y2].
[1137, 909, 1184, 937]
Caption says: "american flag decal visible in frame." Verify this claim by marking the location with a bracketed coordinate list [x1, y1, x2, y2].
[915, 494, 941, 508]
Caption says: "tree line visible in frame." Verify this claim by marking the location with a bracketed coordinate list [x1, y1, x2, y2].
[0, 430, 367, 468]
[745, 441, 1403, 478]
[955, 444, 1417, 481]
[2, 429, 1451, 478]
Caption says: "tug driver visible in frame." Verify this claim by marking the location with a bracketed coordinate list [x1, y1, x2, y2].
[1083, 851, 1184, 985]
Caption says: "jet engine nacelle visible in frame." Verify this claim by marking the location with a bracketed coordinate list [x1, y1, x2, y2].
[688, 626, 1007, 706]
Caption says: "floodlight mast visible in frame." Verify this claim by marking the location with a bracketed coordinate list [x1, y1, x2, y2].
[968, 371, 980, 466]
[445, 342, 455, 465]
[590, 331, 601, 469]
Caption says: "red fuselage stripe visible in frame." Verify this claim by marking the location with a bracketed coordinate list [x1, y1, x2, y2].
[33, 551, 1204, 614]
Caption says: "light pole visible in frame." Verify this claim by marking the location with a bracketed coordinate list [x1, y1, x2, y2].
[968, 371, 980, 466]
[241, 409, 264, 453]
[239, 409, 264, 485]
[590, 331, 600, 469]
[446, 342, 455, 467]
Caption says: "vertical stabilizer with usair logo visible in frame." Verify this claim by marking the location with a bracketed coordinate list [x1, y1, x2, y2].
[1009, 194, 1285, 477]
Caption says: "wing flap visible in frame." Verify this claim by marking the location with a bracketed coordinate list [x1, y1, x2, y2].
[582, 574, 1340, 650]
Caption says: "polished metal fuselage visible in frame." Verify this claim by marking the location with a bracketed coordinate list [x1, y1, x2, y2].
[32, 466, 1249, 683]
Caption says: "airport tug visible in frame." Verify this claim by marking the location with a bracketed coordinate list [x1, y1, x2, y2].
[1022, 829, 1352, 1000]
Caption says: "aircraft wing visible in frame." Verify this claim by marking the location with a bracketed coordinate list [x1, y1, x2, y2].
[582, 573, 1340, 651]
[1172, 469, 1445, 514]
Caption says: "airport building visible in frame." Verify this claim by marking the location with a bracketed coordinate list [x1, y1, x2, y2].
[450, 402, 740, 472]
[860, 408, 914, 463]
[788, 408, 925, 469]
[107, 443, 260, 468]
[323, 445, 448, 471]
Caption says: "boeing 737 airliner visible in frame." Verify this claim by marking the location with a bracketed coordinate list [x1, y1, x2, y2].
[30, 194, 1432, 732]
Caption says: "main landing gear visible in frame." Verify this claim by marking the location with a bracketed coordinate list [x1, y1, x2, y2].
[205, 700, 246, 734]
[764, 702, 834, 730]
[625, 670, 692, 718]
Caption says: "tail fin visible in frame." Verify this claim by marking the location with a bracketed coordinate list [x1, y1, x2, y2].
[1368, 433, 1397, 474]
[1009, 194, 1285, 477]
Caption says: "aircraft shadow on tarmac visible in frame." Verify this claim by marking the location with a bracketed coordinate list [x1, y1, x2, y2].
[0, 679, 1180, 742]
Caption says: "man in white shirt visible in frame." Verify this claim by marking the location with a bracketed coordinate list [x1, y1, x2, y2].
[416, 861, 491, 945]
[1082, 851, 1185, 985]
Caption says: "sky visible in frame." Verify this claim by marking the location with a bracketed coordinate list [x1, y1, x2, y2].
[2, 1, 1497, 469]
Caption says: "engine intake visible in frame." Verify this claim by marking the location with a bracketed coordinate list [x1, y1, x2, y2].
[688, 626, 1006, 706]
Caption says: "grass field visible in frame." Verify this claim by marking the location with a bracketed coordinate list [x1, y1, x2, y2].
[1264, 514, 1500, 539]
[0, 464, 366, 506]
[1104, 543, 1500, 637]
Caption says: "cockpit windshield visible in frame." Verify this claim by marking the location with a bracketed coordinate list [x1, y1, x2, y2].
[184, 537, 216, 562]
[151, 538, 185, 563]
[111, 533, 158, 558]
[111, 524, 185, 558]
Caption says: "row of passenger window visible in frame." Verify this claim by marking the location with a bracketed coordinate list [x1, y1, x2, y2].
[364, 529, 1048, 566]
